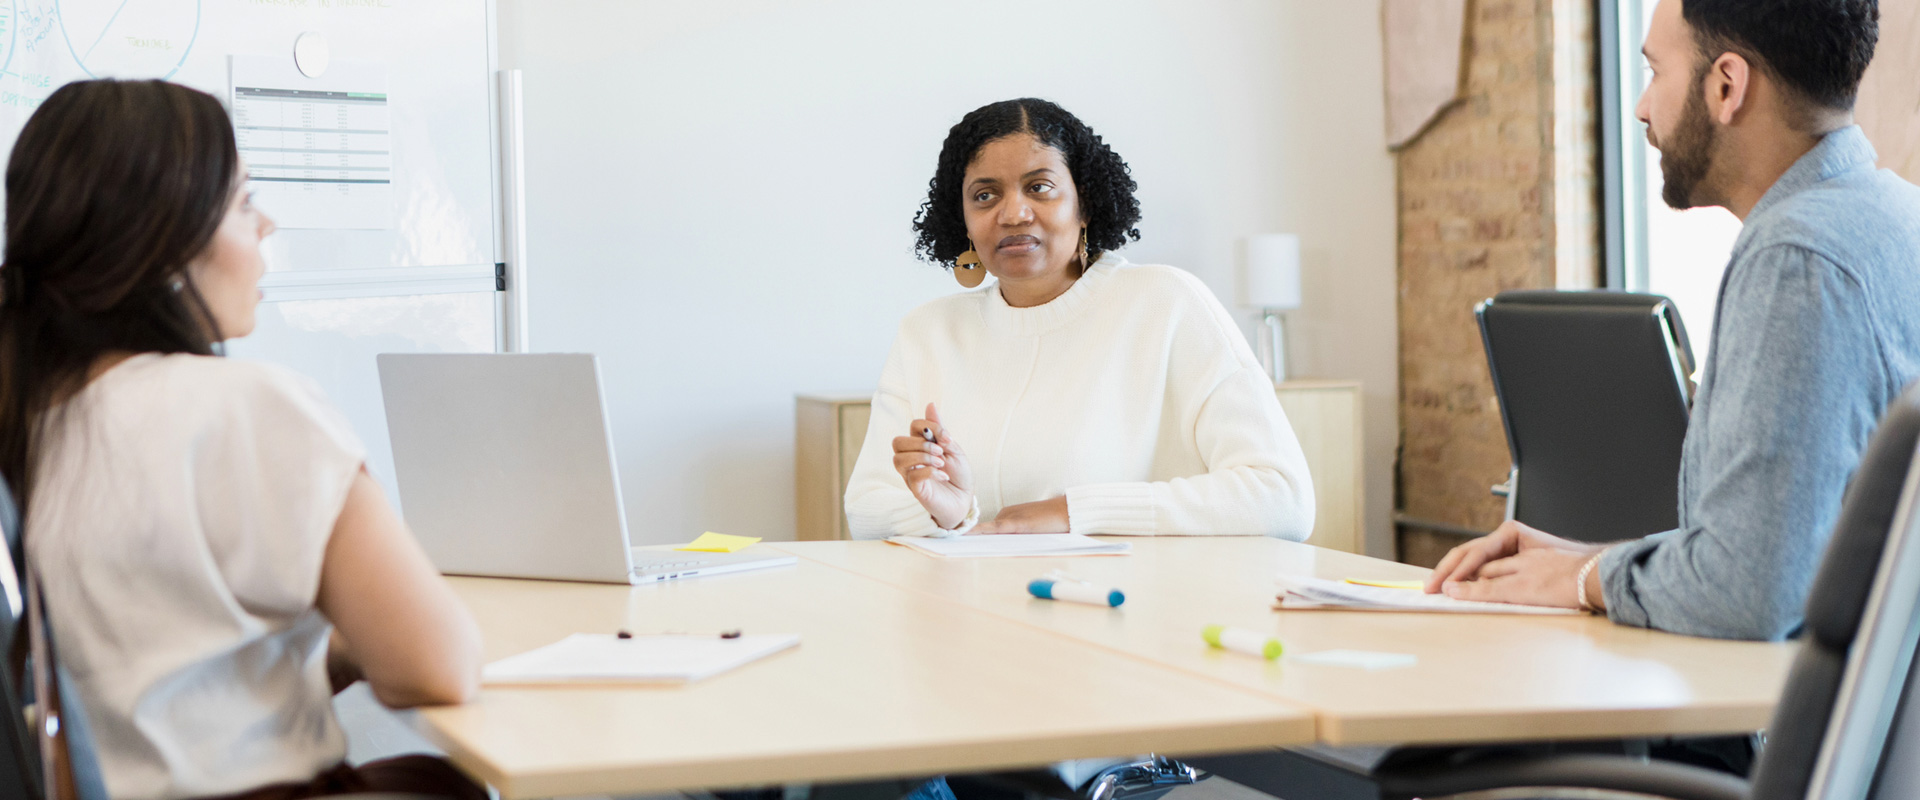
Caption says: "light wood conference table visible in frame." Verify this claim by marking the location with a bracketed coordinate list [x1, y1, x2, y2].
[770, 537, 1798, 746]
[414, 558, 1315, 799]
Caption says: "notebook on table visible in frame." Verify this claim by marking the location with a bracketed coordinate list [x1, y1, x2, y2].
[888, 533, 1132, 558]
[483, 633, 802, 685]
[1274, 574, 1580, 615]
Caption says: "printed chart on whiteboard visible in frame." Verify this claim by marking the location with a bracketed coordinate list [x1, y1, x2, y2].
[230, 54, 393, 230]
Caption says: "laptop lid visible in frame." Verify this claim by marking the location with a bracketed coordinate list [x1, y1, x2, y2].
[377, 353, 634, 584]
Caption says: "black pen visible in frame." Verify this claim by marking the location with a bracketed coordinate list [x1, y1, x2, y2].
[617, 629, 743, 639]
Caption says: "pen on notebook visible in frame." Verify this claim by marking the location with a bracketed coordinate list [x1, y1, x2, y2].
[617, 629, 744, 639]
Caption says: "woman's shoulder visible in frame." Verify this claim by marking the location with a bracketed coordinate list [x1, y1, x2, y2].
[896, 284, 994, 332]
[1098, 259, 1250, 353]
[1102, 259, 1219, 305]
[1098, 260, 1240, 330]
[103, 353, 323, 404]
[93, 353, 348, 436]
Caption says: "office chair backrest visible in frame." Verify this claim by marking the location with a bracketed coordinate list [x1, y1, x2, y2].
[0, 479, 110, 800]
[0, 481, 38, 798]
[1865, 642, 1920, 798]
[1745, 382, 1920, 800]
[1476, 291, 1694, 542]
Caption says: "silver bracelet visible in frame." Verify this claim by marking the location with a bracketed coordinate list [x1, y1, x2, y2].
[1575, 550, 1606, 613]
[927, 495, 981, 538]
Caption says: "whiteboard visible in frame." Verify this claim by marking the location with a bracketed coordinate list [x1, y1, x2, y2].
[0, 0, 500, 275]
[227, 291, 497, 498]
[0, 0, 507, 499]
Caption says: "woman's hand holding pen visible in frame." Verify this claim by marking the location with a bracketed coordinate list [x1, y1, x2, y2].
[893, 403, 975, 530]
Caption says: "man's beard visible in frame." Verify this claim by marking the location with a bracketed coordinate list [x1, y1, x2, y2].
[1656, 74, 1718, 210]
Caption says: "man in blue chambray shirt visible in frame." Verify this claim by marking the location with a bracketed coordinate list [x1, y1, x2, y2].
[1424, 0, 1920, 640]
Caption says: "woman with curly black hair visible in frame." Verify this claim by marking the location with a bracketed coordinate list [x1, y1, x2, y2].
[843, 98, 1314, 541]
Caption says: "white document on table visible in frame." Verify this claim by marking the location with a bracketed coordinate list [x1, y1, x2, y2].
[1289, 650, 1420, 671]
[888, 533, 1131, 558]
[483, 633, 800, 685]
[1274, 574, 1580, 615]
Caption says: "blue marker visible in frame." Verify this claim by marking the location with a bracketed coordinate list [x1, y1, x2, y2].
[1028, 577, 1125, 607]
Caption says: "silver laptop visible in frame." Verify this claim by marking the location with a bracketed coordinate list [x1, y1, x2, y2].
[376, 353, 795, 585]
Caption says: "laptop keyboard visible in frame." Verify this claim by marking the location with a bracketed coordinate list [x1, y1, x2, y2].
[634, 559, 706, 574]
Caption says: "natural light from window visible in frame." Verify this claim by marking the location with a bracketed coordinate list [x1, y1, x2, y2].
[1626, 1, 1743, 366]
[1641, 164, 1741, 362]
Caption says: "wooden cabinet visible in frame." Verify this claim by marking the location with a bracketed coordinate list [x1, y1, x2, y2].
[795, 394, 874, 541]
[1275, 380, 1365, 554]
[794, 381, 1364, 552]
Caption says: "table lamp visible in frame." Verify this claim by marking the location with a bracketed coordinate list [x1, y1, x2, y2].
[1241, 233, 1302, 382]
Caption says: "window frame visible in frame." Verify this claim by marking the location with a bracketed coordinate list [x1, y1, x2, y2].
[1597, 0, 1653, 291]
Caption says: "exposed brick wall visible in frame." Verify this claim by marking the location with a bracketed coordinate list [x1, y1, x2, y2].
[1395, 0, 1565, 563]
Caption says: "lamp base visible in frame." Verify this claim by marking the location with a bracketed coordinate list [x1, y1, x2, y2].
[1258, 311, 1289, 382]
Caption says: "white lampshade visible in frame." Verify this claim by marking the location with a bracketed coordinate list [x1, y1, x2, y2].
[1241, 233, 1302, 310]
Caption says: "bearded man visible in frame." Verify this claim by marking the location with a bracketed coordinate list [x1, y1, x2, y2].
[1426, 0, 1920, 641]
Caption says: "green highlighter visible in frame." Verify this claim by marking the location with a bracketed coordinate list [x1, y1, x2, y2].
[1202, 625, 1284, 661]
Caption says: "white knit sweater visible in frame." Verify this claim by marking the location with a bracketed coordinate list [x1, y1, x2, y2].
[843, 255, 1314, 540]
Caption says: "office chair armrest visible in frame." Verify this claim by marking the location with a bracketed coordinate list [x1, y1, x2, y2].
[1376, 753, 1749, 800]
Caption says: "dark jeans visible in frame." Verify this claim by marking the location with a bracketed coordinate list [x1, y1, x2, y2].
[1377, 734, 1757, 778]
[200, 755, 488, 800]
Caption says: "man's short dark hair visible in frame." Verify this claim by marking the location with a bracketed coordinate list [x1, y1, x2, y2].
[1682, 0, 1879, 113]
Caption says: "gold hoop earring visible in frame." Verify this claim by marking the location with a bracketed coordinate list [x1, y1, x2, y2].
[954, 246, 985, 288]
[1077, 228, 1090, 270]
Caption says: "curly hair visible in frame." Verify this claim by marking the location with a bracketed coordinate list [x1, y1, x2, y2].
[912, 98, 1142, 268]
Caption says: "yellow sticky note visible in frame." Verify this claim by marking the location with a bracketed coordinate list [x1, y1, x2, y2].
[677, 532, 762, 553]
[1344, 578, 1427, 590]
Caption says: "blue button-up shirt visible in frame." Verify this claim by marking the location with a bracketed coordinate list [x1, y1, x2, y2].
[1600, 126, 1920, 640]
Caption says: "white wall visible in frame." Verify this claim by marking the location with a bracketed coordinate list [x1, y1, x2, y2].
[497, 0, 1400, 555]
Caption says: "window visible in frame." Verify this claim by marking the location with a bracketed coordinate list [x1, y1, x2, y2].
[1600, 0, 1741, 362]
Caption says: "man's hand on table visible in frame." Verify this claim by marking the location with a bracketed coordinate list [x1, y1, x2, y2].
[1424, 520, 1607, 610]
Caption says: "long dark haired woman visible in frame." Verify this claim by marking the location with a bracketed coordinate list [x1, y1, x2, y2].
[0, 79, 485, 800]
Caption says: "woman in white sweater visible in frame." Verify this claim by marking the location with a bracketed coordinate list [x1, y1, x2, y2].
[844, 98, 1314, 541]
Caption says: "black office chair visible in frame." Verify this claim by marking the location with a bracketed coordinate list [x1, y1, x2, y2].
[0, 482, 42, 799]
[959, 755, 1204, 800]
[1477, 290, 1696, 542]
[0, 479, 112, 800]
[1355, 378, 1920, 799]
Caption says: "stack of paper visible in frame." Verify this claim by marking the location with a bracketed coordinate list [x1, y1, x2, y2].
[483, 633, 801, 685]
[1275, 574, 1579, 615]
[888, 533, 1132, 558]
